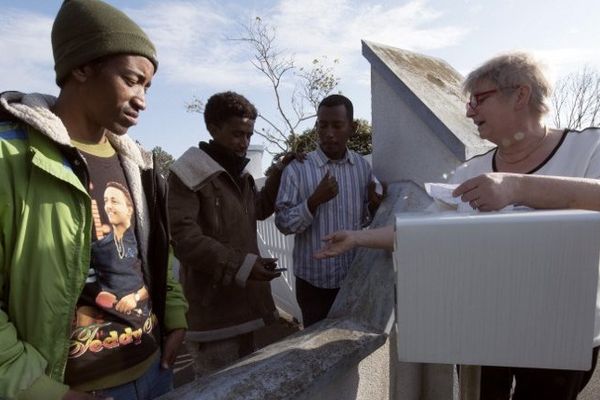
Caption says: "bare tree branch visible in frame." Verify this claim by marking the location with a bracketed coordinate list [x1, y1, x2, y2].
[257, 113, 285, 137]
[185, 17, 340, 156]
[552, 66, 600, 130]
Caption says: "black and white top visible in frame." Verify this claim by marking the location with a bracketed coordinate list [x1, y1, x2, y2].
[449, 128, 600, 346]
[450, 128, 600, 183]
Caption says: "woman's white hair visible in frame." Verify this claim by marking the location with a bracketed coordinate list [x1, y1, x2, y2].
[463, 52, 552, 116]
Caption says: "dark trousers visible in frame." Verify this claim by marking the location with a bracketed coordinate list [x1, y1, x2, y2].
[295, 277, 340, 328]
[480, 346, 599, 400]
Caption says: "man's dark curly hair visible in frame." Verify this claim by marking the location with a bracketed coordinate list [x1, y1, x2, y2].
[203, 91, 258, 128]
[318, 94, 353, 122]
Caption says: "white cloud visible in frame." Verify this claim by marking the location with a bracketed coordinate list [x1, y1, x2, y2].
[531, 48, 600, 80]
[129, 0, 468, 89]
[0, 9, 56, 94]
[269, 0, 469, 86]
[274, 0, 465, 53]
[0, 0, 468, 95]
[128, 1, 260, 87]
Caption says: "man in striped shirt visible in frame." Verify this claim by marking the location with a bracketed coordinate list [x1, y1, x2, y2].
[275, 94, 383, 327]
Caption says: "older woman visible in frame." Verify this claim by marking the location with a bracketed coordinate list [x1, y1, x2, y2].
[315, 52, 600, 399]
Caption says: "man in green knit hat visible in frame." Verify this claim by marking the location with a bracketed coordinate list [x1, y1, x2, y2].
[0, 1, 188, 399]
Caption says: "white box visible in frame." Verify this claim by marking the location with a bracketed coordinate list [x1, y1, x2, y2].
[394, 210, 600, 370]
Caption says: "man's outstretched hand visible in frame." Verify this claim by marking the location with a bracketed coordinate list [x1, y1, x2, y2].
[265, 152, 306, 176]
[280, 151, 306, 166]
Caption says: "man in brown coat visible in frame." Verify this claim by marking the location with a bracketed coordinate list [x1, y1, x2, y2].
[168, 91, 295, 377]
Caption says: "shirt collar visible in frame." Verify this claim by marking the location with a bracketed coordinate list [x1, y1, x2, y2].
[315, 146, 354, 167]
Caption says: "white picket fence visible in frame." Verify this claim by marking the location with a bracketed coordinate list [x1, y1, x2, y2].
[256, 216, 302, 323]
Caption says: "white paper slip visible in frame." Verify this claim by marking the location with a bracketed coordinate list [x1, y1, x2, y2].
[424, 182, 517, 212]
[424, 182, 462, 207]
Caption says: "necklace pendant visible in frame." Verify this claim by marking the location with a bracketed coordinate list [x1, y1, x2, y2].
[114, 233, 126, 259]
[496, 126, 549, 165]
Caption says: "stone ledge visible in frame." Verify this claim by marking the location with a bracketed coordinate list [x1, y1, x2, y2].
[158, 318, 387, 400]
[159, 183, 429, 400]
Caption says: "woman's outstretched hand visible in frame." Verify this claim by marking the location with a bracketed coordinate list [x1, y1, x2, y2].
[314, 230, 357, 259]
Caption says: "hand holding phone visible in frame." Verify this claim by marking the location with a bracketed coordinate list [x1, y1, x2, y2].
[261, 257, 278, 270]
[250, 258, 281, 281]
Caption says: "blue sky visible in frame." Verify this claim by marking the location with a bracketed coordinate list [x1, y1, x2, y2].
[2, 0, 600, 161]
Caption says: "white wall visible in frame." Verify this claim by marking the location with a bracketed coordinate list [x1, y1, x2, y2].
[371, 69, 461, 186]
[246, 144, 265, 178]
[256, 216, 303, 323]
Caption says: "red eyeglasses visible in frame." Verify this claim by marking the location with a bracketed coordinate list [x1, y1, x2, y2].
[466, 86, 520, 112]
[466, 89, 499, 112]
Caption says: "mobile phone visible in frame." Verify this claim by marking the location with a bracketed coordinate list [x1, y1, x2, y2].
[261, 257, 278, 265]
[272, 268, 287, 272]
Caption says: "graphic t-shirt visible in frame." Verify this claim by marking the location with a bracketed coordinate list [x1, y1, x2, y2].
[65, 140, 158, 386]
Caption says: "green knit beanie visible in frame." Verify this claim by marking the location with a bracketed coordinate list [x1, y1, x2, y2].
[51, 0, 158, 86]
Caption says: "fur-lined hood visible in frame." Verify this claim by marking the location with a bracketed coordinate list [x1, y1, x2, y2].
[170, 146, 253, 191]
[170, 146, 226, 191]
[0, 91, 153, 170]
[0, 90, 154, 260]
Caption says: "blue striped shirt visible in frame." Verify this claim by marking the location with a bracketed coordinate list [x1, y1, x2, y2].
[275, 147, 372, 288]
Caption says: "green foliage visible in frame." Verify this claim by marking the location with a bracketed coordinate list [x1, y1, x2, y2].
[348, 119, 373, 155]
[152, 146, 174, 178]
[297, 57, 340, 113]
[273, 118, 372, 161]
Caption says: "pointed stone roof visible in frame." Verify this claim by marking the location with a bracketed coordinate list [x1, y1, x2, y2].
[362, 40, 493, 160]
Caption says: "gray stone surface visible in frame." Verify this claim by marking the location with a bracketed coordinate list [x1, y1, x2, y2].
[580, 359, 600, 399]
[159, 318, 385, 400]
[159, 183, 431, 400]
[329, 181, 432, 331]
[362, 40, 493, 161]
